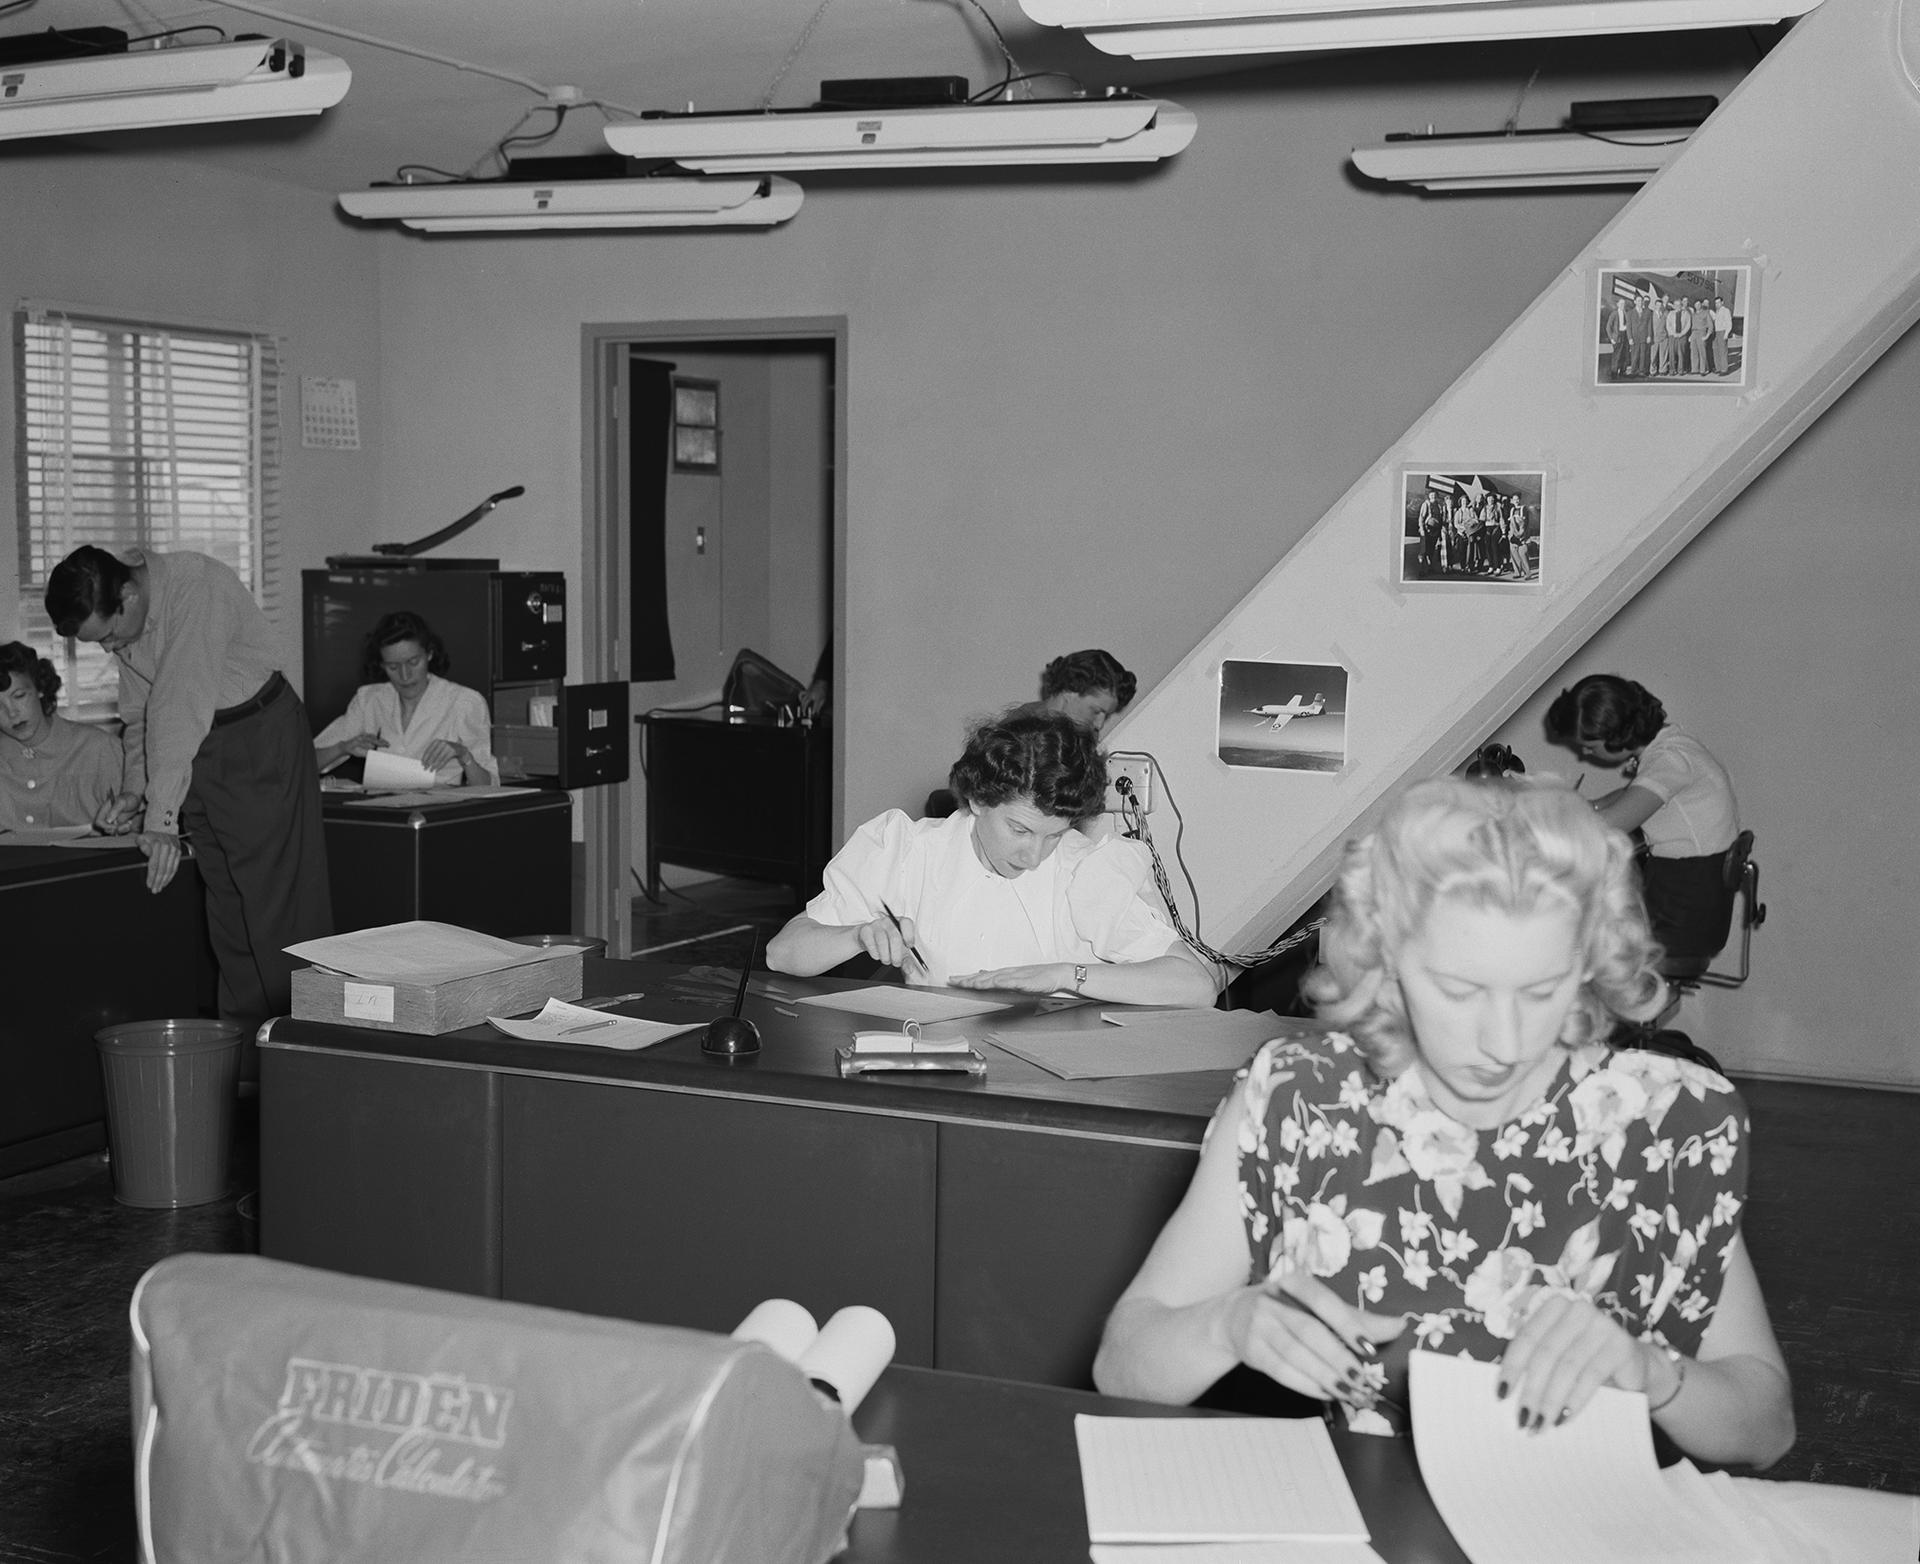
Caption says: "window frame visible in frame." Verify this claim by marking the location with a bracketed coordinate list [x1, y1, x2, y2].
[12, 305, 283, 719]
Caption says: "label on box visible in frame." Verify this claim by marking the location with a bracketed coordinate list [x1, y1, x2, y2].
[344, 982, 396, 1023]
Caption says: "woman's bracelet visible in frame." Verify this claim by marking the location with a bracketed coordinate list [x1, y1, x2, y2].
[1646, 1347, 1687, 1413]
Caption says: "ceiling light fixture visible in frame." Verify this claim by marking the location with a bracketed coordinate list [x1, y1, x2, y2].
[1351, 97, 1712, 190]
[0, 37, 350, 141]
[1351, 127, 1689, 189]
[1017, 0, 1817, 57]
[337, 174, 804, 232]
[602, 97, 1196, 171]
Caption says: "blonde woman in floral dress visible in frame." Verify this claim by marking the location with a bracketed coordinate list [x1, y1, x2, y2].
[1094, 777, 1796, 1470]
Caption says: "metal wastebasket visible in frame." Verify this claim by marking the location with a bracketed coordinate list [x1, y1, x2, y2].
[95, 1019, 243, 1208]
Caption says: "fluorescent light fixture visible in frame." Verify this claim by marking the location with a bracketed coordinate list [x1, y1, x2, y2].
[1351, 127, 1690, 189]
[603, 98, 1196, 171]
[337, 176, 804, 232]
[1018, 0, 1818, 56]
[0, 38, 350, 141]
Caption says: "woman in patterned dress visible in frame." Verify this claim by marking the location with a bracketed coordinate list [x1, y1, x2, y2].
[1094, 777, 1795, 1468]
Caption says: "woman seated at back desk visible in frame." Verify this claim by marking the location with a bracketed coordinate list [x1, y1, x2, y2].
[768, 708, 1218, 1006]
[312, 611, 498, 787]
[1543, 673, 1738, 965]
[0, 641, 122, 830]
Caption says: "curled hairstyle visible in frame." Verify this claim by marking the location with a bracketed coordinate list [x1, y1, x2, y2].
[0, 642, 61, 716]
[44, 546, 134, 637]
[362, 611, 451, 683]
[1038, 648, 1137, 711]
[1304, 778, 1664, 1075]
[949, 708, 1108, 822]
[1543, 674, 1665, 754]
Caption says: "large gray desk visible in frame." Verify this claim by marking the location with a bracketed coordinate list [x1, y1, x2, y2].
[260, 959, 1304, 1387]
[849, 1366, 1468, 1564]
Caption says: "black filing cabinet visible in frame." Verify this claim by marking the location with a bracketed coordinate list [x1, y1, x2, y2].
[638, 711, 830, 905]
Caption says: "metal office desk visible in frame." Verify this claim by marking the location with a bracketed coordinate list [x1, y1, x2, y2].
[0, 842, 213, 1177]
[260, 959, 1304, 1388]
[847, 1366, 1468, 1564]
[320, 788, 572, 937]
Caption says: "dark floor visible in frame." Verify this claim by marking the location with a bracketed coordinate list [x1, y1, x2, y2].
[2, 877, 1916, 1561]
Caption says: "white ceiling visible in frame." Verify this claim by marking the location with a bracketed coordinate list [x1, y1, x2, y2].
[20, 0, 1218, 192]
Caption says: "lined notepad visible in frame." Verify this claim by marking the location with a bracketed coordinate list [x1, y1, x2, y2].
[1409, 1352, 1762, 1564]
[1075, 1416, 1369, 1544]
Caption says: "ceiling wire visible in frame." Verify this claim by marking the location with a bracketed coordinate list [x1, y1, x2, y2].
[759, 0, 838, 110]
[1500, 43, 1553, 134]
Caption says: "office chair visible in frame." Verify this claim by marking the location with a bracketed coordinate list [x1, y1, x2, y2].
[1616, 830, 1766, 1076]
[1661, 829, 1766, 991]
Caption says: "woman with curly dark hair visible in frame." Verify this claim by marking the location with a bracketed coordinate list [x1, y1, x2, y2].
[1543, 674, 1738, 963]
[311, 611, 497, 786]
[769, 708, 1216, 1005]
[0, 641, 122, 830]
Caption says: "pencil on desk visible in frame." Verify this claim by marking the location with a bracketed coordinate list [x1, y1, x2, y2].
[561, 1018, 617, 1035]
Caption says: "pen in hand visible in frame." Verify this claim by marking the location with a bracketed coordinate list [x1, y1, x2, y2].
[879, 901, 927, 974]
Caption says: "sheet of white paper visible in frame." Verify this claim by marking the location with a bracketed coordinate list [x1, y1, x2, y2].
[362, 749, 443, 790]
[286, 921, 571, 986]
[1076, 1416, 1369, 1544]
[791, 986, 1010, 1023]
[486, 998, 700, 1051]
[1090, 1545, 1386, 1564]
[1409, 1351, 1761, 1564]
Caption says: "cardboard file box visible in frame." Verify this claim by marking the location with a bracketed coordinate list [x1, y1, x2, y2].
[290, 949, 582, 1036]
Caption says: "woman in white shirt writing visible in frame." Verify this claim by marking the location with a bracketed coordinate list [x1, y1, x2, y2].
[769, 708, 1217, 1006]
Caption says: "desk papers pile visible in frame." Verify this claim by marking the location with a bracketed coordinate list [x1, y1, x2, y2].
[988, 1008, 1285, 1080]
[287, 922, 571, 986]
[1076, 1415, 1378, 1563]
[790, 986, 1010, 1023]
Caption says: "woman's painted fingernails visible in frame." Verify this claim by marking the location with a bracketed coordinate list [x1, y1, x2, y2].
[1554, 1409, 1570, 1428]
[1496, 1379, 1509, 1401]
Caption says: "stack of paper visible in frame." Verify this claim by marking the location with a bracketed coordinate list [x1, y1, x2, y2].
[1408, 1352, 1761, 1564]
[1076, 1416, 1381, 1563]
[989, 1009, 1288, 1080]
[286, 922, 574, 985]
[790, 986, 1010, 1023]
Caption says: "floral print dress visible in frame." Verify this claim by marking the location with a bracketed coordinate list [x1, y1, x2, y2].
[1234, 1032, 1749, 1435]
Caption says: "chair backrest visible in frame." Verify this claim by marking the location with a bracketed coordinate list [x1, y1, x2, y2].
[1723, 829, 1756, 890]
[1694, 829, 1766, 990]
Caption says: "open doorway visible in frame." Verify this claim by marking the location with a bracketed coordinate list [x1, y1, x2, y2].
[579, 318, 845, 954]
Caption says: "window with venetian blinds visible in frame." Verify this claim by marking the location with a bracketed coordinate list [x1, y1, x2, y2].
[12, 306, 282, 715]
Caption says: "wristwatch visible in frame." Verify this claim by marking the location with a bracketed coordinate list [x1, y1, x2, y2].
[1072, 964, 1089, 993]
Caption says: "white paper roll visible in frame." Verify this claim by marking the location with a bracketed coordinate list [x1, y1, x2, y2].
[731, 1298, 818, 1364]
[797, 1305, 896, 1416]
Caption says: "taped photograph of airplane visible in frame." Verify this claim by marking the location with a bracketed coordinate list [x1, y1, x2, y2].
[1217, 658, 1348, 773]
